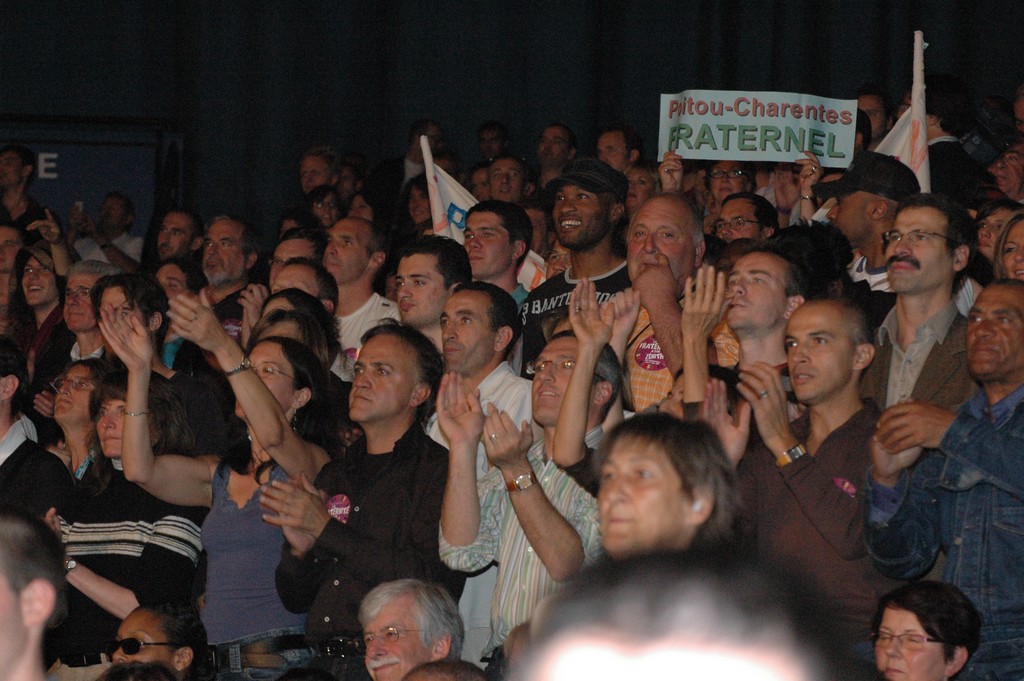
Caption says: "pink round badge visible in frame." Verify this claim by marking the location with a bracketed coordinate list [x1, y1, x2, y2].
[633, 335, 667, 371]
[326, 494, 352, 524]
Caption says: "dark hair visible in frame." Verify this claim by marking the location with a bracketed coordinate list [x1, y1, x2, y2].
[157, 257, 207, 294]
[895, 193, 976, 286]
[542, 123, 578, 151]
[250, 308, 331, 370]
[739, 243, 810, 298]
[8, 246, 67, 347]
[546, 330, 622, 420]
[263, 288, 341, 363]
[798, 298, 872, 347]
[595, 415, 740, 551]
[721, 191, 779, 235]
[451, 282, 522, 354]
[277, 206, 321, 236]
[129, 603, 212, 681]
[105, 191, 136, 220]
[204, 216, 259, 258]
[279, 227, 329, 261]
[465, 200, 532, 268]
[488, 154, 536, 188]
[252, 336, 340, 454]
[0, 504, 65, 624]
[0, 144, 35, 176]
[306, 184, 342, 210]
[91, 274, 171, 347]
[50, 357, 115, 452]
[99, 663, 178, 681]
[93, 370, 194, 456]
[0, 336, 29, 415]
[855, 109, 873, 150]
[925, 73, 975, 136]
[770, 222, 852, 300]
[872, 581, 982, 663]
[855, 82, 892, 120]
[399, 235, 472, 290]
[160, 209, 202, 241]
[361, 322, 443, 425]
[406, 660, 486, 681]
[477, 120, 508, 143]
[396, 173, 431, 240]
[409, 119, 442, 144]
[599, 122, 644, 159]
[276, 256, 339, 306]
[705, 160, 757, 193]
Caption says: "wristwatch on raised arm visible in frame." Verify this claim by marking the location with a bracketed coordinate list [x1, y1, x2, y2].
[506, 470, 539, 493]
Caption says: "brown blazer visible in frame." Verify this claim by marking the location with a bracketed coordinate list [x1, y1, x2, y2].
[860, 313, 978, 411]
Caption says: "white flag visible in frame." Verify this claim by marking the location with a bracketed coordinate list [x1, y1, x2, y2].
[421, 135, 477, 243]
[874, 31, 931, 192]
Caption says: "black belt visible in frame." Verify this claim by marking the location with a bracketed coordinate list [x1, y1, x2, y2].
[59, 653, 108, 668]
[315, 635, 365, 659]
[213, 633, 310, 671]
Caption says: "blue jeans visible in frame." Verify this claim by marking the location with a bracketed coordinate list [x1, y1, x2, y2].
[214, 627, 313, 681]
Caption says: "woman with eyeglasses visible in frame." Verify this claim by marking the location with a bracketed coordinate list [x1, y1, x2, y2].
[110, 604, 212, 681]
[100, 295, 339, 680]
[50, 357, 113, 480]
[872, 581, 980, 681]
[702, 160, 756, 234]
[45, 371, 206, 681]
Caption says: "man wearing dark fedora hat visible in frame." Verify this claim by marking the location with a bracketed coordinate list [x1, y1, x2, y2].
[519, 159, 631, 373]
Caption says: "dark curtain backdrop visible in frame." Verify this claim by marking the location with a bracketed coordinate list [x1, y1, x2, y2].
[2, 0, 1022, 248]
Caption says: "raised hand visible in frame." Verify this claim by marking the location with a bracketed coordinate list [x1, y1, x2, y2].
[99, 303, 154, 372]
[167, 290, 231, 354]
[699, 378, 751, 466]
[736, 362, 796, 456]
[569, 280, 613, 351]
[606, 287, 640, 359]
[27, 209, 63, 244]
[435, 372, 486, 450]
[482, 408, 533, 473]
[682, 265, 726, 340]
[659, 150, 685, 193]
[239, 284, 269, 348]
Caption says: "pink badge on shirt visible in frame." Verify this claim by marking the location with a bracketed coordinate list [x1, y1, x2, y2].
[633, 334, 667, 371]
[326, 494, 352, 523]
[833, 477, 857, 498]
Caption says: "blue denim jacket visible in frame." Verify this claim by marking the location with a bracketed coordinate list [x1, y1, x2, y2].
[867, 393, 1024, 640]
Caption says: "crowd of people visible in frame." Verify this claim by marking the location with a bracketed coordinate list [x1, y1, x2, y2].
[1, 72, 1024, 681]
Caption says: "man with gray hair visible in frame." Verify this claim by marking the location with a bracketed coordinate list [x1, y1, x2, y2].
[0, 504, 66, 681]
[360, 579, 464, 681]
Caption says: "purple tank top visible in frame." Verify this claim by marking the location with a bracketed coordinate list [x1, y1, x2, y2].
[201, 465, 306, 643]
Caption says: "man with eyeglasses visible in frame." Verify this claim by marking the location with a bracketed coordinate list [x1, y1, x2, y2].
[713, 192, 778, 243]
[438, 329, 606, 676]
[26, 260, 120, 447]
[860, 194, 977, 414]
[815, 151, 920, 328]
[360, 579, 464, 681]
[867, 280, 1024, 679]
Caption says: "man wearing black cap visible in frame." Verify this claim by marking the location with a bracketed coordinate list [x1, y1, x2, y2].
[519, 159, 630, 373]
[814, 150, 920, 330]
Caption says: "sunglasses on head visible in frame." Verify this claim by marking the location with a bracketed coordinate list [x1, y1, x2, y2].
[106, 638, 181, 657]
